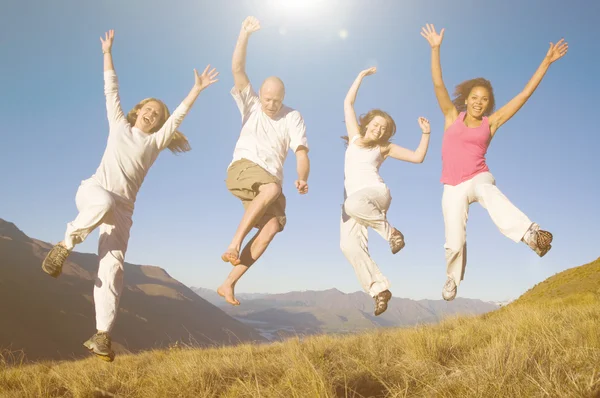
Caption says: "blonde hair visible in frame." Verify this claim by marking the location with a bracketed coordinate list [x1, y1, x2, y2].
[126, 98, 191, 154]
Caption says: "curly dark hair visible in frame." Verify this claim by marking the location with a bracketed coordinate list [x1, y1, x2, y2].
[452, 78, 496, 116]
[341, 109, 397, 148]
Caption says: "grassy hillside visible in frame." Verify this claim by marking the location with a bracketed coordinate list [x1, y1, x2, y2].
[512, 256, 600, 306]
[0, 218, 263, 362]
[1, 258, 599, 397]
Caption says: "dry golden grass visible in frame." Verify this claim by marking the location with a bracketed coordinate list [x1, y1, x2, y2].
[1, 258, 599, 398]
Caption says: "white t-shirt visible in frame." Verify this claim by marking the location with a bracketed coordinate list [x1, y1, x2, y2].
[91, 70, 190, 203]
[229, 84, 309, 183]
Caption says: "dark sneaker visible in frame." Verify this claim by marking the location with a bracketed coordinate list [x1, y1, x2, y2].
[389, 228, 405, 254]
[374, 290, 392, 316]
[524, 224, 553, 257]
[442, 277, 457, 301]
[522, 223, 552, 257]
[42, 243, 71, 278]
[83, 332, 115, 362]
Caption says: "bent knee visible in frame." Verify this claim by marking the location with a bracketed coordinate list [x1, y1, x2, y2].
[259, 183, 282, 199]
[97, 196, 116, 214]
[343, 199, 361, 219]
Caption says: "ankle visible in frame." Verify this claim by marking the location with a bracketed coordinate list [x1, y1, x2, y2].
[228, 243, 241, 252]
[223, 279, 236, 287]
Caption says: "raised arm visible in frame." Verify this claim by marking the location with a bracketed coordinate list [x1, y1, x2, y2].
[100, 30, 126, 129]
[344, 67, 376, 141]
[421, 24, 458, 128]
[101, 30, 115, 72]
[489, 39, 568, 137]
[383, 117, 431, 163]
[232, 17, 260, 92]
[153, 65, 219, 151]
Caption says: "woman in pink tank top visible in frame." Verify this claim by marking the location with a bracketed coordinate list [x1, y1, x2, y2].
[340, 67, 431, 316]
[421, 24, 568, 301]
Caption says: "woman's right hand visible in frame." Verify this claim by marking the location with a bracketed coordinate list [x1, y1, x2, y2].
[418, 117, 431, 134]
[359, 66, 377, 78]
[242, 16, 261, 34]
[100, 30, 114, 53]
[420, 24, 444, 48]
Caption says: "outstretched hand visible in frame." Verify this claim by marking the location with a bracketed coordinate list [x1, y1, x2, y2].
[194, 65, 219, 90]
[295, 180, 308, 195]
[418, 117, 431, 134]
[242, 16, 261, 34]
[420, 24, 445, 48]
[359, 67, 377, 77]
[100, 30, 114, 53]
[545, 38, 568, 63]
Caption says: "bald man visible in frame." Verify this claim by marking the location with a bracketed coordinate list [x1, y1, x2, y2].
[218, 16, 310, 306]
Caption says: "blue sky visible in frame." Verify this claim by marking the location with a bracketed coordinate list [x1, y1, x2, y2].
[2, 0, 598, 302]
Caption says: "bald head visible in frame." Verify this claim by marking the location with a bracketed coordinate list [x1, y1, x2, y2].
[261, 76, 285, 95]
[259, 76, 285, 118]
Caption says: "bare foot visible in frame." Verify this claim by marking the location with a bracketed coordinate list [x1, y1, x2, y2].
[217, 285, 240, 306]
[221, 247, 241, 265]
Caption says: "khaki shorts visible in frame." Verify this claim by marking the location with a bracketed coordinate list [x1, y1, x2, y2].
[225, 159, 287, 231]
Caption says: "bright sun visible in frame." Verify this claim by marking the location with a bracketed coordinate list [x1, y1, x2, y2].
[276, 0, 326, 9]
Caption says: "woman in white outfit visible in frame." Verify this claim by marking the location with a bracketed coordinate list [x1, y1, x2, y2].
[340, 67, 431, 316]
[41, 30, 219, 361]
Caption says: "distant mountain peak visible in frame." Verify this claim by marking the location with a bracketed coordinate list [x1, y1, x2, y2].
[0, 218, 31, 243]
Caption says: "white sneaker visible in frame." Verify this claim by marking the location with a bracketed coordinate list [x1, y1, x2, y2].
[442, 277, 457, 301]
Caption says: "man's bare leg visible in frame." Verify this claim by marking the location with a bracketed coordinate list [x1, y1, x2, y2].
[222, 183, 282, 265]
[218, 217, 280, 305]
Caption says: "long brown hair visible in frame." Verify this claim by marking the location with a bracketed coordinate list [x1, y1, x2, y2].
[341, 109, 397, 148]
[452, 78, 496, 116]
[126, 98, 191, 154]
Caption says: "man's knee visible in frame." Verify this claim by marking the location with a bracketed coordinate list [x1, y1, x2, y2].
[258, 183, 282, 200]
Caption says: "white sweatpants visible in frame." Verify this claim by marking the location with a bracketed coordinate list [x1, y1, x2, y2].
[442, 172, 533, 286]
[340, 185, 393, 297]
[64, 178, 133, 333]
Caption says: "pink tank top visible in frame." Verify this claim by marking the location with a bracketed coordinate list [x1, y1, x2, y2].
[440, 112, 491, 186]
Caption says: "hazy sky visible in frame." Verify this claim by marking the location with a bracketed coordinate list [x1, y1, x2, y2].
[2, 0, 598, 302]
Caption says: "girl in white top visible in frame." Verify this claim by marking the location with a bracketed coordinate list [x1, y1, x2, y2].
[341, 67, 431, 316]
[41, 30, 219, 361]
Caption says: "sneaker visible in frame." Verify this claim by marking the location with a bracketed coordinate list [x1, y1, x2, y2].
[389, 228, 405, 254]
[41, 242, 71, 278]
[83, 332, 115, 362]
[374, 290, 392, 316]
[523, 224, 553, 257]
[442, 277, 457, 301]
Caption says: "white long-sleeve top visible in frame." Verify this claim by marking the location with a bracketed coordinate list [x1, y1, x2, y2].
[90, 70, 190, 203]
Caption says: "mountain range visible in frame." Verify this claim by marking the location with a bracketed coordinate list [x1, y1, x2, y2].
[0, 218, 264, 362]
[191, 286, 498, 340]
